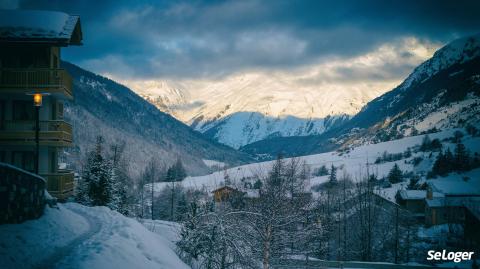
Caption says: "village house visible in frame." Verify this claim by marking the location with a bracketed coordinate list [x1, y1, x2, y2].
[424, 179, 480, 226]
[395, 189, 444, 220]
[212, 186, 241, 203]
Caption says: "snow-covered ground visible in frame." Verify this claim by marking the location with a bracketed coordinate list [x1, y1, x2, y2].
[0, 203, 189, 269]
[147, 128, 480, 201]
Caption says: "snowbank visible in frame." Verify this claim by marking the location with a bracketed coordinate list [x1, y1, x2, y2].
[0, 203, 189, 269]
[0, 204, 88, 269]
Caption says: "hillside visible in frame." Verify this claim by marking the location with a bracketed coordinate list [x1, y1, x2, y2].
[347, 34, 480, 142]
[62, 62, 252, 176]
[240, 34, 480, 158]
[149, 128, 480, 202]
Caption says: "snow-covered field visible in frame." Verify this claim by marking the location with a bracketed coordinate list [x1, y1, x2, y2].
[148, 128, 480, 201]
[0, 203, 189, 269]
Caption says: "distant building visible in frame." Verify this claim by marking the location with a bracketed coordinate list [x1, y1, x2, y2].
[396, 190, 444, 219]
[212, 186, 240, 203]
[0, 10, 83, 200]
[424, 179, 480, 226]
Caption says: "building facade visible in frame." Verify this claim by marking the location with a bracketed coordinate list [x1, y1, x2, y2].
[0, 10, 82, 200]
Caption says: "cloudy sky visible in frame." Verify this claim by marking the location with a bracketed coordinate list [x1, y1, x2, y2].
[3, 0, 480, 90]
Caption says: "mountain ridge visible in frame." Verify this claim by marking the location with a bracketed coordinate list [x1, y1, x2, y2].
[135, 70, 386, 148]
[61, 62, 252, 176]
[240, 33, 480, 158]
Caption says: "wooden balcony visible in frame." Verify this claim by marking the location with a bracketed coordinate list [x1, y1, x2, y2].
[0, 120, 73, 147]
[0, 68, 73, 99]
[42, 170, 74, 200]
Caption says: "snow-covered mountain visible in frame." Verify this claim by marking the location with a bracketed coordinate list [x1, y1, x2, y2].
[134, 72, 385, 149]
[133, 80, 190, 119]
[62, 62, 252, 176]
[240, 33, 480, 158]
[347, 33, 480, 144]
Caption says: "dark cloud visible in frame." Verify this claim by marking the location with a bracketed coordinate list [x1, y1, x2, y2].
[12, 0, 480, 79]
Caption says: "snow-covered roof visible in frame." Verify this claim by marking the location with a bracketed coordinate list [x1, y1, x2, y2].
[211, 186, 236, 193]
[398, 190, 444, 200]
[426, 197, 480, 208]
[428, 179, 480, 197]
[398, 190, 425, 200]
[0, 9, 82, 45]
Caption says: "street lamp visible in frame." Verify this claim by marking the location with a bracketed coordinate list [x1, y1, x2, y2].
[27, 92, 49, 175]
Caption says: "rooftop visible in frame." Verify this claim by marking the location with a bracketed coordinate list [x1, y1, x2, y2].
[428, 178, 480, 197]
[398, 190, 444, 200]
[0, 9, 82, 45]
[426, 197, 480, 208]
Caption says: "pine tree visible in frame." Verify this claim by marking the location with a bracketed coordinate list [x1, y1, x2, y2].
[444, 148, 454, 171]
[253, 179, 263, 189]
[454, 143, 470, 171]
[165, 158, 187, 182]
[75, 174, 91, 205]
[453, 131, 464, 143]
[329, 164, 337, 184]
[79, 136, 113, 207]
[314, 165, 329, 176]
[431, 151, 448, 177]
[174, 159, 187, 181]
[108, 143, 131, 215]
[388, 164, 403, 184]
[420, 135, 431, 152]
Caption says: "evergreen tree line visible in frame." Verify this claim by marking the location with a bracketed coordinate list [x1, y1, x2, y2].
[76, 136, 133, 215]
[428, 143, 480, 178]
[375, 149, 412, 164]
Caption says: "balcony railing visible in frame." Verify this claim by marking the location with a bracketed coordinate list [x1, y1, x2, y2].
[42, 170, 74, 200]
[0, 120, 73, 146]
[0, 68, 73, 98]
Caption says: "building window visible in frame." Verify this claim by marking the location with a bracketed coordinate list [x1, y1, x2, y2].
[12, 151, 35, 172]
[13, 100, 34, 120]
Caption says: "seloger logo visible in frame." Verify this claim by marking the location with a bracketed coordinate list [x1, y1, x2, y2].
[427, 250, 475, 263]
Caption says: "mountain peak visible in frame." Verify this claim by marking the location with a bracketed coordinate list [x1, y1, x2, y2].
[400, 33, 480, 91]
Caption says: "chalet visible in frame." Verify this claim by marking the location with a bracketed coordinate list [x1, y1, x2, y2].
[0, 10, 83, 200]
[395, 190, 444, 219]
[212, 186, 241, 203]
[425, 179, 480, 226]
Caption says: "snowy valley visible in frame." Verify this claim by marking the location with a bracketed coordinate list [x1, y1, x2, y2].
[1, 4, 480, 269]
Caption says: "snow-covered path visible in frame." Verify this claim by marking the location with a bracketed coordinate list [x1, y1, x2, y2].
[0, 203, 189, 269]
[34, 207, 102, 269]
